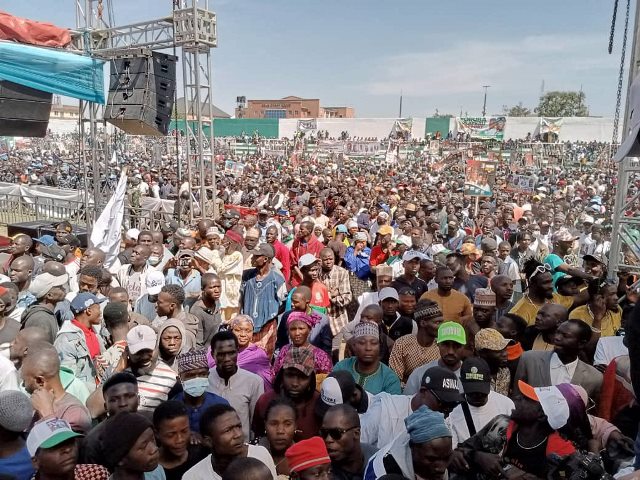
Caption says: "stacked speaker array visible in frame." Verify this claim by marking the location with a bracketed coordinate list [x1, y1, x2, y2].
[105, 50, 177, 136]
[0, 81, 52, 137]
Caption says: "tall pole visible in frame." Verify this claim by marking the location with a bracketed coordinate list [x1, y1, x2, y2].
[399, 90, 403, 118]
[482, 85, 491, 117]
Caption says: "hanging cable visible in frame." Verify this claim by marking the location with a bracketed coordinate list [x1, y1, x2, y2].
[612, 0, 631, 145]
[610, 0, 619, 54]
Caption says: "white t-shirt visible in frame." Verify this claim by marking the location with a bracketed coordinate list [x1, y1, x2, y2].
[594, 336, 628, 367]
[549, 352, 578, 385]
[0, 353, 19, 392]
[183, 445, 277, 480]
[447, 390, 515, 446]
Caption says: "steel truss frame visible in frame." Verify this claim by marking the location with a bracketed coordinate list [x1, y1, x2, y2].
[72, 0, 218, 225]
[610, 0, 640, 279]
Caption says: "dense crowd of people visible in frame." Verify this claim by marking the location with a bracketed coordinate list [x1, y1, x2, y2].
[0, 131, 638, 480]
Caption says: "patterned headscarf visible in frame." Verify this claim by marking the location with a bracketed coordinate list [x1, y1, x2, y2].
[230, 314, 254, 328]
[287, 310, 321, 329]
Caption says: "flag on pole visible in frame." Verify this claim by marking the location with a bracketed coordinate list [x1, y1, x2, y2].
[90, 167, 128, 268]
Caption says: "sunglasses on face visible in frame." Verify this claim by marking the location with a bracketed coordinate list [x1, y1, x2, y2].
[319, 426, 358, 441]
[528, 263, 552, 283]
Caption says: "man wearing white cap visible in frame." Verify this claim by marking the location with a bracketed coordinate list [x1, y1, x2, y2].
[28, 417, 111, 478]
[391, 251, 428, 300]
[21, 272, 69, 343]
[120, 325, 178, 411]
[118, 228, 140, 266]
[134, 269, 165, 322]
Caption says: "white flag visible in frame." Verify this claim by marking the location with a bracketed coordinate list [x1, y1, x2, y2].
[90, 168, 128, 268]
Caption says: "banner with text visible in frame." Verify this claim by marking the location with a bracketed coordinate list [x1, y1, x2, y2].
[297, 119, 317, 132]
[456, 116, 506, 140]
[317, 140, 345, 153]
[345, 141, 383, 155]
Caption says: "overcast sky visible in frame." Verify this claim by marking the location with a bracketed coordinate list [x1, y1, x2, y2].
[1, 0, 628, 118]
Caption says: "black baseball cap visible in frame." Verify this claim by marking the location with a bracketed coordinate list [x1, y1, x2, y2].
[460, 357, 491, 395]
[420, 366, 463, 403]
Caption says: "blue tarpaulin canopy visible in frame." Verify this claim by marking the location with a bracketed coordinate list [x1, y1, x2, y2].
[0, 41, 105, 103]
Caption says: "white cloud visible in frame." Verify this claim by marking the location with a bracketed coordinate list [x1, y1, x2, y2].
[365, 34, 618, 98]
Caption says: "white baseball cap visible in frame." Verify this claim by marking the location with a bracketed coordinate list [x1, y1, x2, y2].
[145, 270, 165, 296]
[402, 250, 426, 262]
[298, 253, 319, 269]
[29, 273, 69, 299]
[126, 325, 157, 354]
[27, 418, 82, 456]
[378, 287, 399, 302]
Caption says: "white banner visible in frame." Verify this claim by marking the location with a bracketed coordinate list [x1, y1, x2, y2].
[297, 119, 317, 132]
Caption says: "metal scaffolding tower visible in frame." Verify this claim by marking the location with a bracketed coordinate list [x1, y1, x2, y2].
[71, 0, 218, 224]
[609, 0, 640, 279]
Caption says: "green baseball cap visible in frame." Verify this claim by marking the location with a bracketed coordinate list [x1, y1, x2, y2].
[437, 321, 466, 345]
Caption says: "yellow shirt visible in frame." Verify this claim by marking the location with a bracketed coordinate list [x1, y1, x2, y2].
[509, 293, 575, 326]
[420, 289, 472, 323]
[569, 305, 622, 337]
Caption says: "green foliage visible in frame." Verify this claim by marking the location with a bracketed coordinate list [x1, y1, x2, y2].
[535, 91, 589, 117]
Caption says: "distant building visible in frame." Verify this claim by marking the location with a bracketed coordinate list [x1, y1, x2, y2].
[236, 96, 354, 119]
[50, 97, 79, 120]
[175, 97, 231, 119]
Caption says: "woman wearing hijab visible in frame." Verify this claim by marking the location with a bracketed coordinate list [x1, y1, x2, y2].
[206, 314, 274, 390]
[273, 311, 332, 376]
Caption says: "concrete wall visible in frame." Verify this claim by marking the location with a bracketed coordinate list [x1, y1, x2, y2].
[279, 117, 426, 140]
[450, 116, 616, 142]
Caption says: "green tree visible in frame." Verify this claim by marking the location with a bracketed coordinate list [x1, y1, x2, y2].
[502, 102, 531, 117]
[535, 91, 589, 117]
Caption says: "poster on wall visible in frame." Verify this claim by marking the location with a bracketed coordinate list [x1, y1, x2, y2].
[540, 117, 563, 135]
[464, 158, 497, 196]
[297, 119, 317, 132]
[390, 118, 412, 141]
[456, 116, 506, 140]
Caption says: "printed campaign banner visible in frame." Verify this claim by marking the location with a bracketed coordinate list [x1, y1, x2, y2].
[345, 141, 383, 155]
[464, 158, 497, 196]
[390, 118, 413, 140]
[224, 160, 245, 175]
[317, 140, 345, 153]
[505, 173, 537, 193]
[540, 117, 563, 135]
[456, 116, 506, 140]
[297, 119, 317, 132]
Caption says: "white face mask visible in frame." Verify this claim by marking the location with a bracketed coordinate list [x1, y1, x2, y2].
[148, 255, 161, 266]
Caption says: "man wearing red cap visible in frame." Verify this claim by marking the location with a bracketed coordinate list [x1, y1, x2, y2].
[285, 436, 332, 480]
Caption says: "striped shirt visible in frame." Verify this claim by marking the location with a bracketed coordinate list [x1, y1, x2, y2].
[132, 360, 178, 411]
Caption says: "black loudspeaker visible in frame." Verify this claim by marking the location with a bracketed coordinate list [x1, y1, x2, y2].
[0, 81, 52, 137]
[7, 221, 88, 248]
[105, 51, 177, 136]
